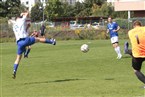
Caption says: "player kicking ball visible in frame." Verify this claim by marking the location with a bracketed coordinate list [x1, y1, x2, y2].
[12, 11, 56, 79]
[24, 30, 39, 58]
[125, 21, 145, 85]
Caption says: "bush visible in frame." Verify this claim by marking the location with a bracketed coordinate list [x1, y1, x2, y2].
[47, 28, 108, 40]
[0, 24, 128, 42]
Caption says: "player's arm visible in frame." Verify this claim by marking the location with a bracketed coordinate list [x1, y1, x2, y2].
[106, 29, 109, 33]
[26, 23, 31, 31]
[30, 30, 39, 37]
[115, 25, 120, 32]
[113, 24, 120, 32]
[106, 25, 109, 33]
[44, 26, 46, 32]
[20, 11, 29, 19]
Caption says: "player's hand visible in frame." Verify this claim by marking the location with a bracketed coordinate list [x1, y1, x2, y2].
[113, 30, 117, 32]
[31, 31, 39, 37]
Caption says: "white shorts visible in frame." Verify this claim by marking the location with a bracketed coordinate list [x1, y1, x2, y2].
[111, 36, 118, 44]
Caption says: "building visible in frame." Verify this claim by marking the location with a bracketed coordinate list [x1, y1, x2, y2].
[20, 0, 48, 11]
[107, 0, 145, 17]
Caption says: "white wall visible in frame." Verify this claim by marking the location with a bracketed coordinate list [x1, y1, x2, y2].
[20, 0, 47, 11]
[76, 0, 85, 3]
[107, 0, 145, 2]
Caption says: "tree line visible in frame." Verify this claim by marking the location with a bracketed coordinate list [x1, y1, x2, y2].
[0, 0, 128, 21]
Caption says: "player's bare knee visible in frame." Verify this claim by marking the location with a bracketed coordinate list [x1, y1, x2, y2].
[134, 69, 140, 74]
[35, 37, 40, 42]
[113, 44, 118, 48]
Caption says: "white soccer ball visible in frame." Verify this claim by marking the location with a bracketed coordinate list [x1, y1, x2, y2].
[80, 44, 89, 53]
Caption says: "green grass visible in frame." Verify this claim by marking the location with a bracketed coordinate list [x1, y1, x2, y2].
[1, 40, 145, 97]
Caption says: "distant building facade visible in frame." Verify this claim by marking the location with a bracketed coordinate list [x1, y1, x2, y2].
[107, 0, 145, 17]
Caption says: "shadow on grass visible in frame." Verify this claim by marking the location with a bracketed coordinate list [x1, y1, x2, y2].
[24, 78, 85, 85]
[104, 78, 115, 80]
[122, 55, 131, 59]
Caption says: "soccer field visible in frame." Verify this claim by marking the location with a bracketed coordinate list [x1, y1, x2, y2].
[1, 40, 145, 97]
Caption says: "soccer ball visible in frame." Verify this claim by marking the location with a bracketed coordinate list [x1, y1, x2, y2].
[80, 44, 89, 53]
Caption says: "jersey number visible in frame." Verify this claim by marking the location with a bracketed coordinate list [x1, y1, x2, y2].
[135, 35, 140, 44]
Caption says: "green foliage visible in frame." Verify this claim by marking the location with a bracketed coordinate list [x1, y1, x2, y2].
[77, 8, 91, 17]
[0, 0, 128, 20]
[31, 2, 43, 22]
[91, 3, 101, 16]
[100, 3, 113, 17]
[45, 0, 63, 20]
[73, 2, 85, 17]
[112, 11, 128, 19]
[84, 0, 105, 7]
[0, 0, 26, 18]
[62, 3, 75, 17]
[0, 1, 7, 17]
[91, 2, 113, 17]
[0, 17, 8, 23]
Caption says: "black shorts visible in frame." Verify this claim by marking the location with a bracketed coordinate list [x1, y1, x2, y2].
[112, 42, 118, 44]
[132, 57, 145, 70]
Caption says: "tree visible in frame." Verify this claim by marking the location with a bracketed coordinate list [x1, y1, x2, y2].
[73, 2, 86, 17]
[100, 3, 113, 17]
[112, 11, 128, 19]
[45, 0, 63, 20]
[0, 1, 7, 17]
[31, 2, 43, 22]
[77, 8, 91, 17]
[0, 0, 26, 18]
[61, 2, 75, 17]
[84, 0, 105, 8]
[91, 3, 101, 16]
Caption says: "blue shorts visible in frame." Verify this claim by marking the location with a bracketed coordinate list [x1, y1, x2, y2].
[17, 37, 35, 55]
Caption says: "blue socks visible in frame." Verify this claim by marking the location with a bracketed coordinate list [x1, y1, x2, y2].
[45, 39, 53, 44]
[13, 64, 19, 73]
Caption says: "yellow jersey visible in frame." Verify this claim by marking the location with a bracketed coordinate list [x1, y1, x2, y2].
[128, 27, 145, 58]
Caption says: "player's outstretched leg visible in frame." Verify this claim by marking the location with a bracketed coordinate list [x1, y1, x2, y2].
[35, 37, 56, 45]
[124, 42, 129, 54]
[134, 70, 145, 84]
[45, 38, 56, 45]
[12, 37, 56, 79]
[124, 42, 133, 56]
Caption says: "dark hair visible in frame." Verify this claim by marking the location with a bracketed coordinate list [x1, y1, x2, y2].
[133, 20, 142, 26]
[15, 14, 23, 20]
[108, 16, 113, 19]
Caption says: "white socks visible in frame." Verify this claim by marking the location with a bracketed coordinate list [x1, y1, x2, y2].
[114, 46, 122, 56]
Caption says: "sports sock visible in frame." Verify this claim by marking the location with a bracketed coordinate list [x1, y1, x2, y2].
[45, 39, 53, 44]
[135, 71, 145, 84]
[116, 46, 121, 55]
[13, 64, 19, 73]
[114, 47, 118, 54]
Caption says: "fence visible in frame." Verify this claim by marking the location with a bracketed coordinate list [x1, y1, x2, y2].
[115, 17, 145, 29]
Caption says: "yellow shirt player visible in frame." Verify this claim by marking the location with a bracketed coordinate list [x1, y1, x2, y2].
[129, 27, 145, 58]
[128, 20, 145, 85]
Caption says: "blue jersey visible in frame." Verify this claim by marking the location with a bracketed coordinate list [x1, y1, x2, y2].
[107, 22, 119, 38]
